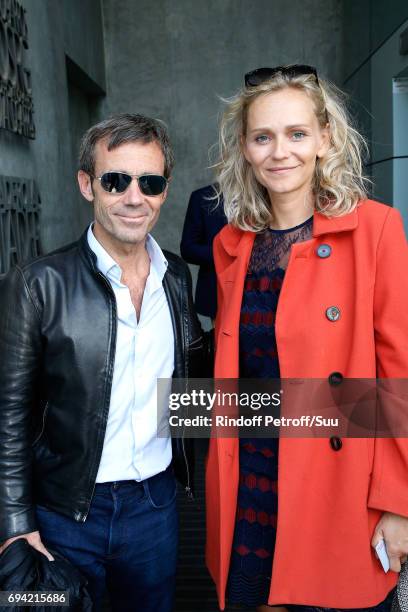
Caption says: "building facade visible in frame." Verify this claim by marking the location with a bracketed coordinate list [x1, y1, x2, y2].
[1, 1, 408, 268]
[343, 0, 408, 229]
[0, 0, 106, 279]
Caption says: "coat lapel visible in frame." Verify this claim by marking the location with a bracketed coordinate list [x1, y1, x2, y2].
[216, 206, 359, 338]
[217, 228, 255, 338]
[313, 207, 358, 236]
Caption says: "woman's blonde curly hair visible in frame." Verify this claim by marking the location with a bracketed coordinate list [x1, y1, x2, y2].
[214, 70, 369, 232]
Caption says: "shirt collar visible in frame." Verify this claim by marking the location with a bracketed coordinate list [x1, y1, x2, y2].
[86, 224, 168, 284]
[145, 233, 169, 283]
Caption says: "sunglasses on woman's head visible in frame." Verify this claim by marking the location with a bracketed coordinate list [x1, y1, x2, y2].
[94, 172, 168, 196]
[244, 65, 319, 87]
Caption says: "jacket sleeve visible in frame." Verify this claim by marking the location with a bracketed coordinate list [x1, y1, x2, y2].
[367, 207, 408, 516]
[0, 266, 41, 541]
[180, 190, 214, 266]
[182, 259, 214, 377]
[212, 233, 224, 351]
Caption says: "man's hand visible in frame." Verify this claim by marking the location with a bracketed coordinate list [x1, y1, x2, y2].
[0, 531, 54, 561]
[372, 512, 408, 572]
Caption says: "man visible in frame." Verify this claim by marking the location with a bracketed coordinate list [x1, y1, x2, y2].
[0, 114, 207, 611]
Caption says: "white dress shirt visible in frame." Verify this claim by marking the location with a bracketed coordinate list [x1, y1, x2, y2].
[87, 225, 174, 483]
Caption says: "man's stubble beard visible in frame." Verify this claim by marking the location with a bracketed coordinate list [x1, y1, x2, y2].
[93, 197, 150, 244]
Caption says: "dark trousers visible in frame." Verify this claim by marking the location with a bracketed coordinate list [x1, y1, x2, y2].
[36, 466, 178, 612]
[286, 588, 394, 612]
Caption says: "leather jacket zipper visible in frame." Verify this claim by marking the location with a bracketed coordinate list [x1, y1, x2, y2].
[181, 285, 193, 498]
[32, 402, 49, 446]
[76, 478, 96, 522]
[76, 270, 118, 523]
[181, 423, 193, 498]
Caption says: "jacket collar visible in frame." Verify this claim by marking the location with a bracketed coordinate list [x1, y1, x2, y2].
[79, 229, 98, 271]
[220, 206, 359, 256]
[312, 207, 358, 237]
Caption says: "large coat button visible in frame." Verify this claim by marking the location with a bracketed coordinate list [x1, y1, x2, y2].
[330, 436, 342, 451]
[329, 372, 343, 386]
[316, 244, 332, 258]
[326, 306, 341, 321]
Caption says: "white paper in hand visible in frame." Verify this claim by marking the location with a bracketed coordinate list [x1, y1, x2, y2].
[375, 539, 390, 573]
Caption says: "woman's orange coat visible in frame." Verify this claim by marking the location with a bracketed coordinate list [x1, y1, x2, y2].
[205, 200, 408, 609]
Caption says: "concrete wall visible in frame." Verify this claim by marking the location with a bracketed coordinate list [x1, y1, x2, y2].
[0, 0, 106, 257]
[102, 0, 343, 253]
[0, 0, 346, 266]
[5, 1, 407, 260]
[343, 1, 408, 228]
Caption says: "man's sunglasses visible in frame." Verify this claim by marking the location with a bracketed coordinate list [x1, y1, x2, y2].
[245, 65, 319, 87]
[94, 172, 168, 196]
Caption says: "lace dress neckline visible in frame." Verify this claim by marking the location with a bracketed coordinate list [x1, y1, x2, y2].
[267, 215, 313, 234]
[248, 216, 313, 274]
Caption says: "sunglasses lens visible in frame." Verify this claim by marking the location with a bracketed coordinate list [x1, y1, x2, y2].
[98, 173, 167, 196]
[138, 175, 167, 196]
[100, 172, 132, 193]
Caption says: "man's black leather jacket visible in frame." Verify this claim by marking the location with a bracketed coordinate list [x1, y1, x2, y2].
[0, 539, 92, 610]
[0, 230, 208, 541]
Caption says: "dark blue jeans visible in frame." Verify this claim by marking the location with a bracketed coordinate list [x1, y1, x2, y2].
[36, 466, 178, 612]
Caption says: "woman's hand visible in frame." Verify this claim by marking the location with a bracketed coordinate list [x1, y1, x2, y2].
[372, 512, 408, 572]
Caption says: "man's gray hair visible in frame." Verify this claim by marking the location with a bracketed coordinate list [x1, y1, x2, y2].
[79, 113, 174, 178]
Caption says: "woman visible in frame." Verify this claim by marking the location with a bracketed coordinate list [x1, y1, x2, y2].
[205, 65, 408, 612]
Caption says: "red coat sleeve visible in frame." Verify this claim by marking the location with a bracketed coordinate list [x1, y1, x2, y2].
[368, 206, 408, 516]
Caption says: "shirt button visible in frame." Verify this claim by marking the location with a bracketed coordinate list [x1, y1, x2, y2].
[326, 306, 341, 321]
[316, 244, 332, 258]
[330, 436, 342, 451]
[329, 372, 343, 386]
